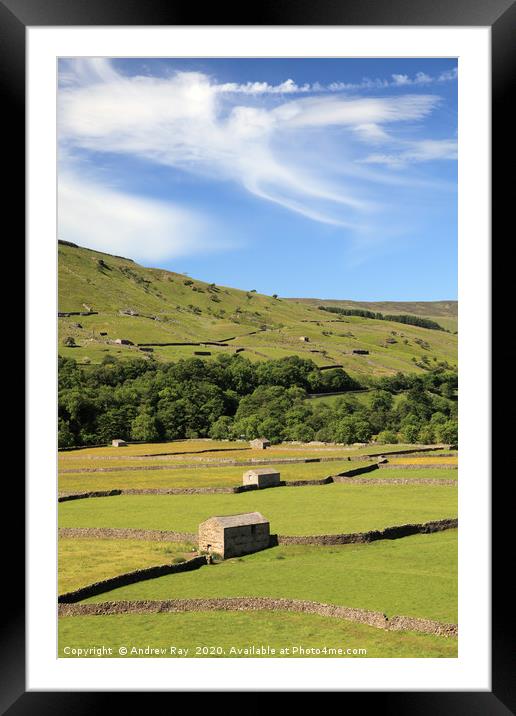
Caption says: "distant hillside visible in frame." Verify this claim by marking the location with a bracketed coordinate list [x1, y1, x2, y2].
[288, 298, 458, 333]
[58, 241, 457, 378]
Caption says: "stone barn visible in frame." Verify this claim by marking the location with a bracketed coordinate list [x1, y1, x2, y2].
[299, 336, 310, 342]
[198, 512, 270, 559]
[111, 439, 127, 447]
[249, 438, 271, 450]
[243, 468, 281, 488]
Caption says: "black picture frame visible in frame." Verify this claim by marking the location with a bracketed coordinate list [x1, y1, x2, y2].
[5, 0, 511, 709]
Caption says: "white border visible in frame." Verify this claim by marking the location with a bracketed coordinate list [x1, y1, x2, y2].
[27, 26, 490, 691]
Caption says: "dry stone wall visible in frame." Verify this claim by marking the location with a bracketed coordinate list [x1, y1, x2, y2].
[58, 597, 457, 637]
[59, 527, 196, 542]
[59, 518, 457, 547]
[378, 463, 458, 471]
[58, 555, 208, 603]
[58, 489, 122, 502]
[274, 518, 458, 546]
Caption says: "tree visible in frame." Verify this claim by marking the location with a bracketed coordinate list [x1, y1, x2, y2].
[257, 417, 285, 444]
[287, 423, 315, 443]
[435, 419, 458, 445]
[131, 411, 159, 442]
[255, 356, 317, 390]
[333, 416, 372, 444]
[58, 418, 75, 448]
[399, 423, 420, 444]
[63, 336, 76, 347]
[376, 430, 398, 445]
[371, 390, 394, 412]
[96, 406, 135, 443]
[209, 416, 234, 440]
[417, 425, 435, 444]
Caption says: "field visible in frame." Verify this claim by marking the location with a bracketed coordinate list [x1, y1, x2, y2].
[58, 438, 458, 658]
[58, 439, 452, 492]
[59, 460, 379, 492]
[59, 439, 423, 461]
[371, 468, 457, 480]
[82, 531, 457, 623]
[290, 298, 459, 333]
[58, 242, 457, 378]
[59, 538, 197, 593]
[59, 612, 458, 658]
[58, 484, 457, 535]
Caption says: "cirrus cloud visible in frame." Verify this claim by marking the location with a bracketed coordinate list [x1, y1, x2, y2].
[58, 59, 457, 260]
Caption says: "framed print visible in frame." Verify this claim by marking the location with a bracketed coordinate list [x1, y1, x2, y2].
[4, 0, 513, 707]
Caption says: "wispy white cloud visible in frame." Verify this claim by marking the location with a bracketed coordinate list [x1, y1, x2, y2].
[215, 67, 458, 94]
[217, 78, 312, 94]
[360, 139, 458, 167]
[58, 59, 457, 258]
[58, 172, 222, 262]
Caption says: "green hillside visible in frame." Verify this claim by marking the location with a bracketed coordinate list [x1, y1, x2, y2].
[58, 241, 457, 378]
[288, 298, 458, 333]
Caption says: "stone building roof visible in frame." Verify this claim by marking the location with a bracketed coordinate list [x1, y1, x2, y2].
[200, 512, 268, 528]
[244, 468, 279, 476]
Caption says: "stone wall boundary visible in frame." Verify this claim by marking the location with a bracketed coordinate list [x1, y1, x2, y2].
[58, 555, 208, 603]
[58, 489, 123, 502]
[58, 459, 456, 501]
[58, 597, 457, 637]
[335, 477, 457, 486]
[59, 518, 457, 546]
[378, 463, 458, 471]
[59, 527, 196, 541]
[274, 518, 458, 545]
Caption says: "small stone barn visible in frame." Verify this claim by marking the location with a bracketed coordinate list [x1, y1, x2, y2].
[115, 338, 134, 346]
[243, 468, 281, 488]
[198, 512, 270, 559]
[299, 336, 310, 342]
[111, 439, 127, 447]
[249, 438, 271, 450]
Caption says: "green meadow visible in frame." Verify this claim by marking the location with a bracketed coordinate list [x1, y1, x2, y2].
[83, 530, 457, 624]
[59, 611, 457, 658]
[58, 483, 457, 535]
[58, 459, 378, 492]
[58, 538, 197, 594]
[362, 468, 457, 481]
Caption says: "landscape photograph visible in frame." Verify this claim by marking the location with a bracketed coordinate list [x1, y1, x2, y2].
[57, 57, 458, 659]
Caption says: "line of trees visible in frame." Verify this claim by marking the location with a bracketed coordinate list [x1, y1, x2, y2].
[318, 305, 445, 331]
[58, 353, 457, 448]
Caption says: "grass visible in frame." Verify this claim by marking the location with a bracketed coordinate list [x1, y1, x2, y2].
[58, 459, 377, 492]
[83, 530, 457, 624]
[60, 438, 250, 458]
[58, 538, 197, 593]
[58, 449, 369, 469]
[58, 439, 438, 470]
[58, 612, 457, 658]
[370, 468, 457, 480]
[58, 242, 457, 376]
[387, 457, 458, 465]
[289, 298, 458, 328]
[59, 439, 419, 460]
[58, 611, 457, 658]
[58, 482, 457, 535]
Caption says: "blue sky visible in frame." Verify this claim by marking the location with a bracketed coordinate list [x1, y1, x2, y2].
[58, 58, 457, 300]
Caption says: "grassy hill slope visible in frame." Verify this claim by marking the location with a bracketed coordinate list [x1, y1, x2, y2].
[58, 241, 457, 378]
[288, 298, 458, 333]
